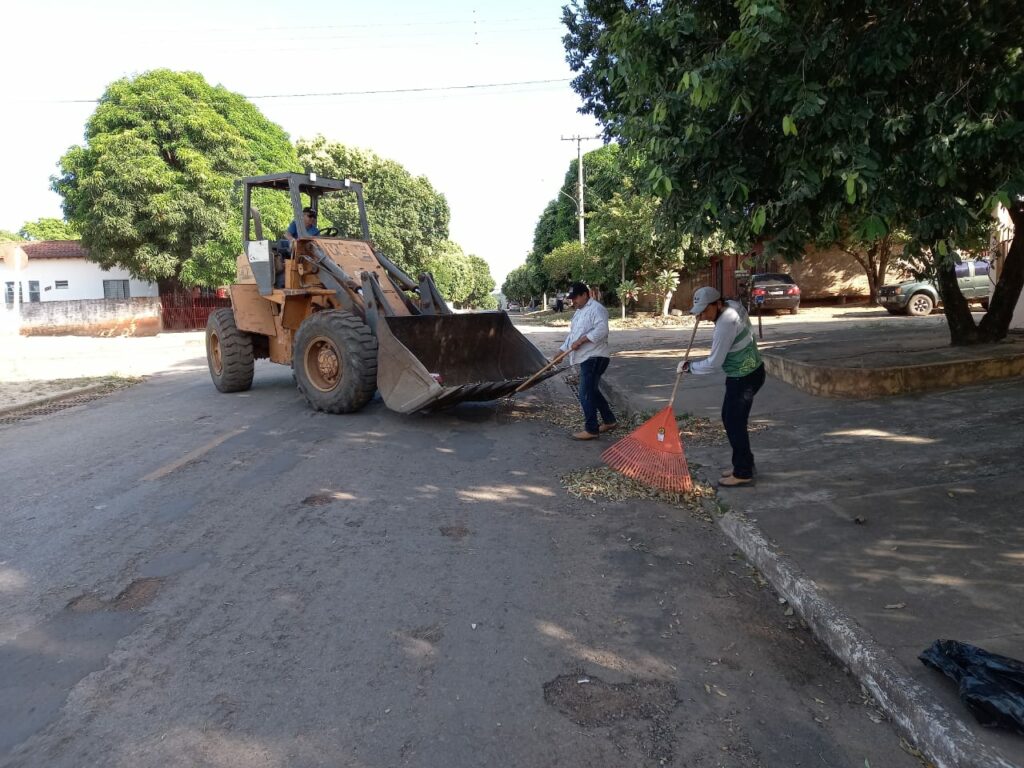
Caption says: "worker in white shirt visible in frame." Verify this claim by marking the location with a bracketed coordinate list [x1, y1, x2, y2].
[559, 282, 617, 440]
[677, 286, 765, 486]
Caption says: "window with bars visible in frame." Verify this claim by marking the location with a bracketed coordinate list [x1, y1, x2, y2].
[103, 279, 131, 299]
[5, 282, 42, 305]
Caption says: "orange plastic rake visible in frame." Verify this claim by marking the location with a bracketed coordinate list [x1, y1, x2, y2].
[601, 322, 699, 494]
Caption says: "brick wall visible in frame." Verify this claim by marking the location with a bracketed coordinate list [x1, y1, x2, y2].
[10, 297, 162, 336]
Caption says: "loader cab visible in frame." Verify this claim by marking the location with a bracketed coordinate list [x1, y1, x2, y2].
[241, 171, 370, 242]
[239, 172, 371, 294]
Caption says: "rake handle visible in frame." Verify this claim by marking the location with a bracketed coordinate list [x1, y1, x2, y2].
[515, 348, 569, 393]
[668, 320, 700, 405]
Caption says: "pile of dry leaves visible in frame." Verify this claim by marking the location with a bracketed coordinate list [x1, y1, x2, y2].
[560, 466, 717, 522]
[677, 414, 769, 446]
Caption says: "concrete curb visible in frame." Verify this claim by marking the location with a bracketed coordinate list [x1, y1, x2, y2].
[598, 373, 1019, 768]
[719, 511, 1017, 768]
[762, 349, 1024, 399]
[0, 383, 113, 419]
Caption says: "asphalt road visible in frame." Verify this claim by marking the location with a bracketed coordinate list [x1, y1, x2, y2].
[0, 359, 920, 768]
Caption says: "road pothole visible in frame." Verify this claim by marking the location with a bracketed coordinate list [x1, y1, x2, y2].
[439, 525, 471, 540]
[544, 673, 679, 763]
[302, 490, 354, 506]
[302, 493, 334, 506]
[66, 577, 164, 613]
[409, 623, 444, 643]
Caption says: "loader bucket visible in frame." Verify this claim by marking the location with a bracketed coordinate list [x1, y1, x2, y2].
[375, 312, 559, 413]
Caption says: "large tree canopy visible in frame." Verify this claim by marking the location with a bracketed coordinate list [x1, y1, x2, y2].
[19, 217, 79, 241]
[54, 69, 299, 288]
[564, 1, 1024, 343]
[297, 136, 450, 277]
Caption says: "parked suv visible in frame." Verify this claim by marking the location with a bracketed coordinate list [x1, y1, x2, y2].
[878, 261, 992, 316]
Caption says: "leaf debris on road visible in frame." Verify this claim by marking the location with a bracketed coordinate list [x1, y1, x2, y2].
[559, 466, 716, 521]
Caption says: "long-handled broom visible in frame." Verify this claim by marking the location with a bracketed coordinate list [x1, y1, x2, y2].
[600, 321, 699, 493]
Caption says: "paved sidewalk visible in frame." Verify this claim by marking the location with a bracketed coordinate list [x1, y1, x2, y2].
[520, 313, 1024, 768]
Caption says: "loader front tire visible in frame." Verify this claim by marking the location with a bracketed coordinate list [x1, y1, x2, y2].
[293, 310, 378, 413]
[206, 308, 255, 393]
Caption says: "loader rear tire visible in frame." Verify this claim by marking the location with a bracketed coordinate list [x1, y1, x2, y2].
[293, 310, 378, 413]
[206, 308, 254, 393]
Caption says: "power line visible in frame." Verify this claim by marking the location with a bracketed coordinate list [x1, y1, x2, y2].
[47, 78, 573, 105]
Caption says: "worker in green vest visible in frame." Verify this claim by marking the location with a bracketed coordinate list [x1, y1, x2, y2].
[677, 287, 765, 487]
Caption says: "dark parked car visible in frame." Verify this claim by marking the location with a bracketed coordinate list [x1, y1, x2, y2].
[742, 273, 801, 314]
[878, 260, 992, 316]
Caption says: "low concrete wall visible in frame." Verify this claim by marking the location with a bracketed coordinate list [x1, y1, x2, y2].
[8, 297, 162, 337]
[763, 350, 1024, 398]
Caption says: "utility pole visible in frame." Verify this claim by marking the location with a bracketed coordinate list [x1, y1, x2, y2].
[561, 135, 600, 245]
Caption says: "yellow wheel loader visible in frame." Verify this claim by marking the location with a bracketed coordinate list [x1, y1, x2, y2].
[205, 172, 557, 413]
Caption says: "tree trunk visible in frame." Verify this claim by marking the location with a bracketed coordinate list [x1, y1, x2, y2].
[936, 250, 980, 346]
[662, 290, 673, 317]
[865, 243, 879, 305]
[977, 202, 1024, 342]
[869, 237, 893, 306]
[847, 247, 878, 305]
[865, 262, 879, 305]
[157, 276, 185, 297]
[872, 252, 891, 305]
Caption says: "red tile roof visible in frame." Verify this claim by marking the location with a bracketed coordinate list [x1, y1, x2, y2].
[20, 240, 88, 260]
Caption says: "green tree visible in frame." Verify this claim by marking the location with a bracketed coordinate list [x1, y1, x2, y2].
[532, 144, 626, 255]
[465, 255, 497, 309]
[588, 186, 704, 316]
[297, 136, 450, 277]
[502, 264, 537, 305]
[542, 241, 583, 287]
[528, 143, 634, 292]
[54, 69, 298, 289]
[563, 1, 1024, 344]
[616, 278, 640, 316]
[424, 240, 474, 307]
[0, 230, 24, 243]
[18, 217, 79, 241]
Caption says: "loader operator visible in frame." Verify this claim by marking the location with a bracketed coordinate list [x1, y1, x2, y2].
[677, 286, 765, 487]
[285, 207, 320, 240]
[559, 282, 617, 441]
[276, 207, 322, 287]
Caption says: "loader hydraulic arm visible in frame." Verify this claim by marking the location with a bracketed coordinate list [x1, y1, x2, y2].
[300, 243, 363, 314]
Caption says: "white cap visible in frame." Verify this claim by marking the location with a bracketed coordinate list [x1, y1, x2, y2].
[688, 286, 721, 315]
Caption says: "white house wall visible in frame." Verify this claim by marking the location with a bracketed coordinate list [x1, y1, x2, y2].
[0, 257, 157, 301]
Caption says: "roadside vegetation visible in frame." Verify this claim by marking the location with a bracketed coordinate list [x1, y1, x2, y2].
[506, 2, 1024, 346]
[47, 69, 497, 309]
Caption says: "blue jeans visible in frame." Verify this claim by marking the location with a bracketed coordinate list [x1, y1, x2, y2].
[579, 357, 615, 435]
[722, 363, 766, 479]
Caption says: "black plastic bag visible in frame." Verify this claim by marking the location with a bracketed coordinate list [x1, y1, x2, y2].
[919, 639, 1024, 735]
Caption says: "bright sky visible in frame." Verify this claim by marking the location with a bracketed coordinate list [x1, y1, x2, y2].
[0, 0, 602, 287]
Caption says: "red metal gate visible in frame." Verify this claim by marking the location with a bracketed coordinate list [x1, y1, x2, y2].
[160, 292, 231, 331]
